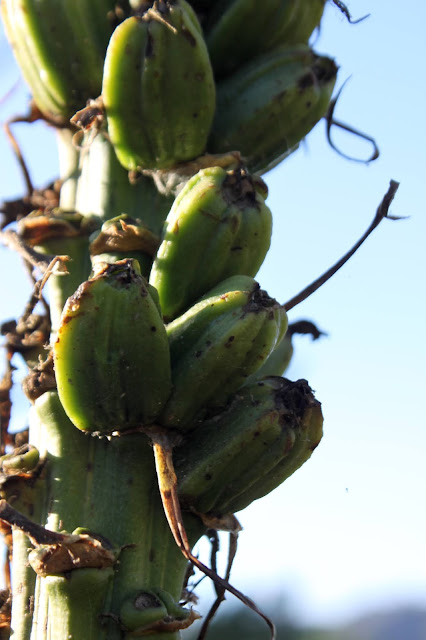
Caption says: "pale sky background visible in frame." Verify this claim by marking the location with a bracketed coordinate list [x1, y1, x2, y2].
[1, 0, 425, 632]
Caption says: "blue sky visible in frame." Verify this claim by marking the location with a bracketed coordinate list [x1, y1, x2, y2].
[1, 0, 425, 630]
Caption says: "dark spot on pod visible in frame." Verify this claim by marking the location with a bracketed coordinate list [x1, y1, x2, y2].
[204, 473, 212, 481]
[201, 208, 222, 222]
[195, 350, 203, 358]
[62, 313, 79, 325]
[181, 26, 196, 47]
[225, 336, 235, 348]
[135, 592, 162, 609]
[151, 326, 157, 332]
[86, 462, 93, 472]
[145, 29, 154, 57]
[149, 548, 156, 562]
[298, 71, 315, 91]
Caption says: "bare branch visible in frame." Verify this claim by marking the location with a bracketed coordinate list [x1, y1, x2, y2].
[284, 180, 400, 312]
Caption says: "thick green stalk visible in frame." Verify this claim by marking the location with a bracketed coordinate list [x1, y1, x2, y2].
[32, 391, 204, 640]
[71, 131, 173, 234]
[44, 130, 173, 334]
[6, 407, 48, 640]
[15, 132, 205, 640]
[9, 530, 36, 640]
[56, 129, 80, 211]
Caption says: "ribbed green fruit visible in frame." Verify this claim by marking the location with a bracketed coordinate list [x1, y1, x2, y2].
[159, 276, 288, 431]
[53, 259, 172, 434]
[204, 0, 326, 77]
[149, 166, 272, 322]
[102, 0, 216, 170]
[208, 45, 338, 174]
[175, 377, 323, 516]
[222, 379, 323, 514]
[244, 332, 294, 383]
[1, 0, 119, 120]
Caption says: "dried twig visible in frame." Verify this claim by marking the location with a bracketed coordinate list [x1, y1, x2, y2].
[149, 431, 276, 640]
[197, 530, 239, 640]
[331, 0, 370, 24]
[325, 80, 379, 163]
[284, 180, 401, 311]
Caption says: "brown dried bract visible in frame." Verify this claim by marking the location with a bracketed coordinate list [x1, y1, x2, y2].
[22, 353, 56, 402]
[0, 182, 60, 230]
[1, 314, 50, 354]
[90, 216, 160, 257]
[28, 535, 116, 577]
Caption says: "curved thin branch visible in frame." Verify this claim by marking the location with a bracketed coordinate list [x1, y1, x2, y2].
[326, 81, 380, 164]
[284, 180, 401, 312]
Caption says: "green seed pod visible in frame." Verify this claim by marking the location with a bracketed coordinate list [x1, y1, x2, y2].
[208, 45, 338, 174]
[204, 0, 326, 78]
[246, 332, 294, 382]
[176, 377, 323, 516]
[102, 0, 216, 171]
[149, 166, 272, 322]
[159, 276, 288, 431]
[53, 259, 172, 434]
[1, 0, 120, 121]
[222, 379, 323, 514]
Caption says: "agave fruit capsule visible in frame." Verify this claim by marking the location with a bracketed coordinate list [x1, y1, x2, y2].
[204, 0, 326, 78]
[149, 166, 272, 322]
[159, 276, 288, 431]
[175, 377, 323, 516]
[102, 0, 216, 171]
[53, 259, 172, 434]
[208, 45, 338, 174]
[1, 0, 120, 120]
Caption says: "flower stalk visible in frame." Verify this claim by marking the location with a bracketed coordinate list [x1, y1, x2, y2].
[0, 2, 394, 639]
